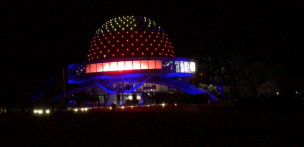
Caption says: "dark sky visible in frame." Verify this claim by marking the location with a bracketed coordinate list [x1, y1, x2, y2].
[1, 1, 303, 95]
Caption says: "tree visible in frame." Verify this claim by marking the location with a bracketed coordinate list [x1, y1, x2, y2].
[237, 61, 283, 98]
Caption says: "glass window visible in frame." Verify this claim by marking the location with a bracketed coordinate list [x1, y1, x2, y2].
[133, 61, 140, 69]
[148, 60, 156, 69]
[110, 62, 117, 71]
[190, 62, 195, 73]
[141, 60, 148, 69]
[175, 61, 180, 72]
[103, 62, 110, 71]
[90, 64, 96, 73]
[125, 61, 132, 70]
[155, 60, 162, 69]
[180, 61, 185, 73]
[184, 61, 189, 73]
[117, 62, 124, 70]
[86, 65, 91, 73]
[97, 63, 103, 72]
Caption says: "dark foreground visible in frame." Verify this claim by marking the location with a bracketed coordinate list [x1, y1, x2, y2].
[1, 104, 303, 146]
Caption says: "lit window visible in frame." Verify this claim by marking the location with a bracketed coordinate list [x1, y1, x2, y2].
[117, 62, 124, 70]
[133, 61, 140, 69]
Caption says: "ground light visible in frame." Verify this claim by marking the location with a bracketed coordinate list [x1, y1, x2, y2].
[175, 103, 177, 106]
[34, 109, 46, 114]
[80, 108, 88, 111]
[38, 110, 43, 114]
[73, 108, 88, 112]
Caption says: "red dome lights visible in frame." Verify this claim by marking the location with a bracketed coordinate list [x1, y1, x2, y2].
[88, 16, 175, 61]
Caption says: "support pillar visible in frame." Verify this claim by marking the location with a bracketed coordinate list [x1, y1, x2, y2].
[122, 94, 125, 106]
[142, 92, 146, 105]
[132, 93, 137, 105]
[116, 94, 121, 107]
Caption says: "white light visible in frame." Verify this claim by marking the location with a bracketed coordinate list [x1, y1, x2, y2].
[276, 92, 279, 95]
[147, 105, 149, 107]
[46, 110, 50, 114]
[121, 106, 124, 109]
[110, 107, 112, 110]
[38, 110, 43, 114]
[175, 103, 177, 106]
[131, 106, 133, 108]
[74, 109, 78, 112]
[296, 91, 298, 94]
[34, 110, 37, 113]
[190, 62, 196, 73]
[162, 103, 165, 107]
[85, 108, 88, 111]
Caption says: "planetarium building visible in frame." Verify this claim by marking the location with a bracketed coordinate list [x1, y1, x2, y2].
[56, 16, 218, 106]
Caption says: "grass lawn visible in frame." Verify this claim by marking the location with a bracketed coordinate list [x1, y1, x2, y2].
[1, 104, 303, 146]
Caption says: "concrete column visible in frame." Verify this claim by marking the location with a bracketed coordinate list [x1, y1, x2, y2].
[116, 94, 121, 107]
[122, 94, 125, 106]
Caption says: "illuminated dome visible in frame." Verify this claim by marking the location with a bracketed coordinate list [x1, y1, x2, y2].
[88, 16, 175, 61]
[56, 15, 219, 106]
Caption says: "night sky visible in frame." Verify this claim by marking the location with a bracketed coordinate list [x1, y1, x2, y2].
[1, 1, 303, 97]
